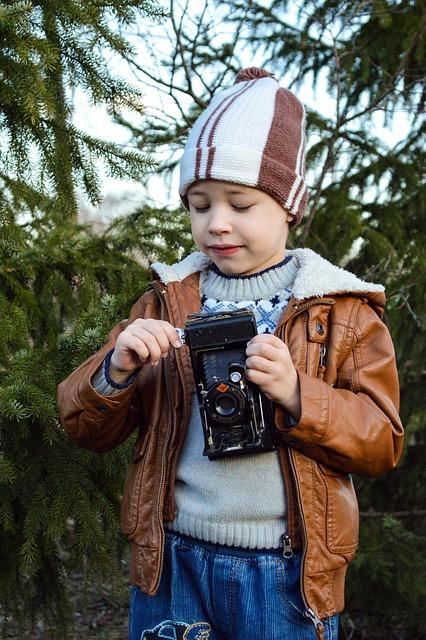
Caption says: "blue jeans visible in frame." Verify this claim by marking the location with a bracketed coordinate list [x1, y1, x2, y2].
[129, 532, 339, 640]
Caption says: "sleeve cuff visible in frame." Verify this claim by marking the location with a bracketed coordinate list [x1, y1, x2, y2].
[103, 349, 140, 389]
[91, 349, 140, 396]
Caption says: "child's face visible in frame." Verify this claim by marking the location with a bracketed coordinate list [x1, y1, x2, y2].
[188, 181, 293, 276]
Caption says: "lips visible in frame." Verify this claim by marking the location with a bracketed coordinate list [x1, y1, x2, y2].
[209, 244, 241, 256]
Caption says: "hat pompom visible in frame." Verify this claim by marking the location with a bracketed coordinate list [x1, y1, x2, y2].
[234, 67, 276, 84]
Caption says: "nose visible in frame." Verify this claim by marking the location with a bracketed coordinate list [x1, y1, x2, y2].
[206, 206, 232, 235]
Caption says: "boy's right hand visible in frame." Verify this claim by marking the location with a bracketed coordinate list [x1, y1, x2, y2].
[109, 319, 182, 384]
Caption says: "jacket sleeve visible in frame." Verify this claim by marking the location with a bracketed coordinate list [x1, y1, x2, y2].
[275, 302, 404, 478]
[57, 290, 159, 453]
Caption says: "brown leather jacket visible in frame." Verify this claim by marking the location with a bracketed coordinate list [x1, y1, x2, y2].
[57, 249, 403, 630]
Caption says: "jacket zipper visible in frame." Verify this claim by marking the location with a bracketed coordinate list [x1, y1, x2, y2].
[279, 300, 331, 639]
[281, 534, 293, 558]
[151, 284, 174, 593]
[288, 448, 325, 639]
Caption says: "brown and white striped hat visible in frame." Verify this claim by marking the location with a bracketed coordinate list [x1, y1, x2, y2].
[179, 67, 308, 227]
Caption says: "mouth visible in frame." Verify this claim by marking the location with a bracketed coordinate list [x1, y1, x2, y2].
[208, 244, 241, 256]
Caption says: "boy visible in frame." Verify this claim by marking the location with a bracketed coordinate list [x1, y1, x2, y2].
[58, 67, 403, 640]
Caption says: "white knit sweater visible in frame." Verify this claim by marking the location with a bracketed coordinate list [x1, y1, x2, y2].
[167, 256, 296, 549]
[93, 255, 298, 549]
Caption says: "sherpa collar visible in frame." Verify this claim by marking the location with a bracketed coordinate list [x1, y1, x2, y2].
[150, 249, 384, 301]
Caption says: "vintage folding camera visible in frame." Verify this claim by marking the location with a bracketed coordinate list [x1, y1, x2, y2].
[183, 308, 276, 460]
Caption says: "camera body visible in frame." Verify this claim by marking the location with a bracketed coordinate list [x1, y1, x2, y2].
[183, 309, 276, 460]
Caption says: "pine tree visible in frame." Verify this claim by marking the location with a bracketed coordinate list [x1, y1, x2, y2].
[0, 1, 193, 637]
[118, 2, 426, 637]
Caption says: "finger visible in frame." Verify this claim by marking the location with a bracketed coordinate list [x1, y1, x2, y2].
[116, 333, 150, 364]
[245, 367, 271, 386]
[162, 322, 184, 348]
[129, 322, 171, 355]
[246, 355, 277, 374]
[248, 334, 285, 349]
[126, 328, 163, 364]
[147, 323, 183, 354]
[134, 320, 182, 350]
[246, 342, 284, 361]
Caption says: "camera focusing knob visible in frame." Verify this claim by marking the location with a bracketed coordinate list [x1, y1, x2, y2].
[175, 328, 185, 344]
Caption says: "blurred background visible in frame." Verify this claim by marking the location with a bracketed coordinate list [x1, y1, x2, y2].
[0, 1, 424, 637]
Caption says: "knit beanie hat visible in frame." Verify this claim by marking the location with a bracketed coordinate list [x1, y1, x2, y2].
[179, 67, 308, 227]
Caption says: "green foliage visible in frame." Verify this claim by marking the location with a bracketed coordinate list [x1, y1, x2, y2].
[0, 0, 188, 636]
[0, 226, 133, 635]
[0, 0, 165, 216]
[0, 207, 192, 635]
[343, 514, 426, 638]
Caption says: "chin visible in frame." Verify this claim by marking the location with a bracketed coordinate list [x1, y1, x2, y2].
[214, 261, 246, 276]
[224, 266, 254, 277]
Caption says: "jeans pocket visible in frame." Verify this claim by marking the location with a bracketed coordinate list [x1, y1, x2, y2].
[274, 556, 340, 638]
[175, 539, 193, 553]
[167, 532, 193, 553]
[274, 554, 312, 626]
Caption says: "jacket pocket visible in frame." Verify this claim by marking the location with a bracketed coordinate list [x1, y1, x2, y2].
[319, 463, 359, 558]
[121, 428, 151, 537]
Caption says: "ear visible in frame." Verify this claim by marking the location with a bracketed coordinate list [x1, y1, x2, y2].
[285, 210, 294, 224]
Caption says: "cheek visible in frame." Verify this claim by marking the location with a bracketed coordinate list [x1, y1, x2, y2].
[266, 220, 289, 245]
[190, 216, 204, 246]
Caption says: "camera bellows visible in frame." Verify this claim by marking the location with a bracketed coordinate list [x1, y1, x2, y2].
[201, 350, 245, 383]
[184, 309, 276, 460]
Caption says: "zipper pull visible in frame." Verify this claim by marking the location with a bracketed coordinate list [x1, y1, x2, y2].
[319, 344, 327, 368]
[304, 608, 325, 639]
[281, 534, 293, 558]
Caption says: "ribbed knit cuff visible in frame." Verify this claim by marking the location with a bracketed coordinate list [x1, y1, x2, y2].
[91, 349, 139, 397]
[104, 349, 140, 388]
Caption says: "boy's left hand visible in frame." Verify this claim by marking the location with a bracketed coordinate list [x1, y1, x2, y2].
[245, 334, 301, 421]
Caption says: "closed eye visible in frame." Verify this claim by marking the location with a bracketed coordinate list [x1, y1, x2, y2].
[233, 205, 251, 212]
[191, 204, 252, 213]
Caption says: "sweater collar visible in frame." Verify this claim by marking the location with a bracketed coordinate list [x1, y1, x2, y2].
[201, 255, 297, 301]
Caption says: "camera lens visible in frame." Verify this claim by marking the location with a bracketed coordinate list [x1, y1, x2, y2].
[205, 383, 246, 424]
[215, 394, 238, 417]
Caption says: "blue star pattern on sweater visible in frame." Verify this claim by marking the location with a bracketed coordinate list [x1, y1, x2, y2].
[201, 287, 292, 335]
